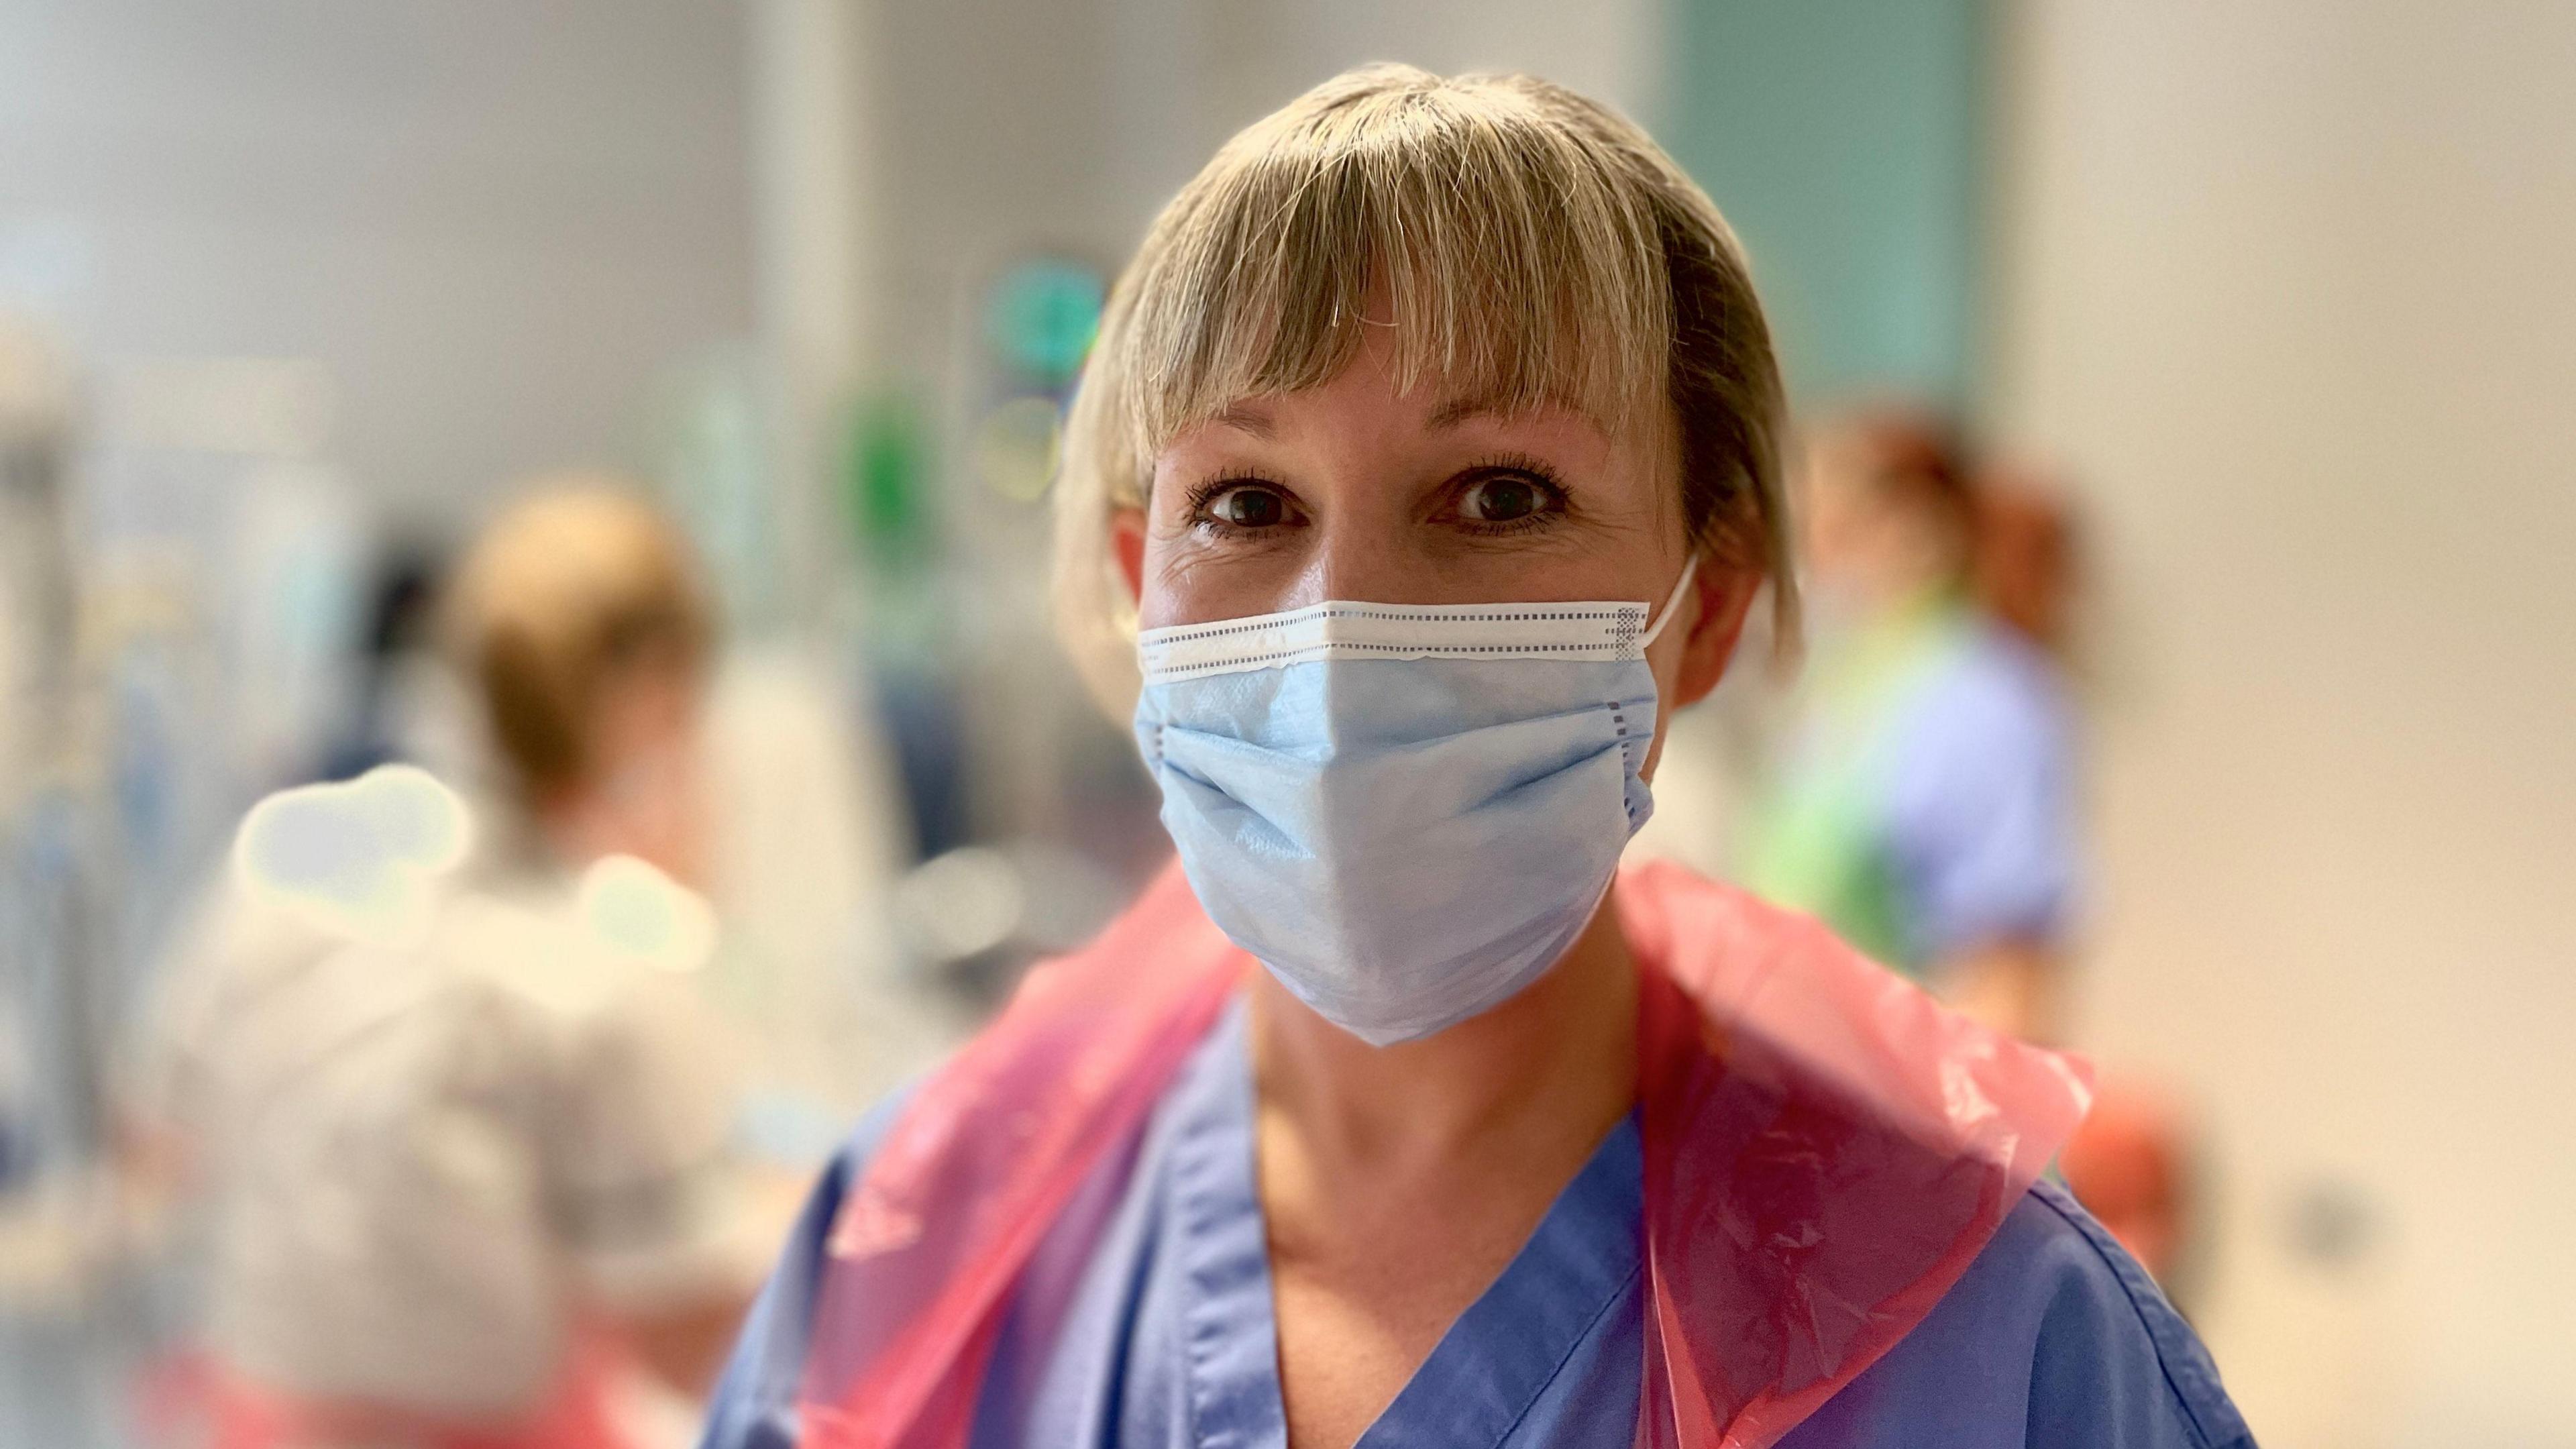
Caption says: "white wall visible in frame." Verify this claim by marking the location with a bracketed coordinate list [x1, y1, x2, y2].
[1994, 4, 2576, 1445]
[867, 0, 1663, 380]
[1216, 0, 1665, 136]
[0, 0, 755, 517]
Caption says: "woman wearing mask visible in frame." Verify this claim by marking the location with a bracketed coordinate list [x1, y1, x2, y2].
[702, 67, 2249, 1449]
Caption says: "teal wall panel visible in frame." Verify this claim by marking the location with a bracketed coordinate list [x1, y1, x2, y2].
[1661, 0, 1990, 411]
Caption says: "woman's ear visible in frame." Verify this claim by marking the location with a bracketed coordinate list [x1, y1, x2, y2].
[1672, 561, 1760, 709]
[1111, 506, 1147, 605]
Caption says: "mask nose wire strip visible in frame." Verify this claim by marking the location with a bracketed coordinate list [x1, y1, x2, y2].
[1637, 555, 1701, 651]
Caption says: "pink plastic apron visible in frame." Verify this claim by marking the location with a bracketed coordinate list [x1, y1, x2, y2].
[144, 1328, 638, 1449]
[798, 860, 2092, 1448]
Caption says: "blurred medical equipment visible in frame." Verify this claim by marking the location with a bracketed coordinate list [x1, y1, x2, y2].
[696, 644, 964, 1157]
[0, 316, 188, 1449]
[317, 543, 453, 784]
[0, 316, 81, 1199]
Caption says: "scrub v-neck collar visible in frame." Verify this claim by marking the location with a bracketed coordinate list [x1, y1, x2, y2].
[1167, 1002, 1644, 1449]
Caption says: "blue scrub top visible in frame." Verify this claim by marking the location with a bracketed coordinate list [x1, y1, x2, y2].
[703, 1004, 2251, 1449]
[1744, 607, 2081, 975]
[1881, 618, 2082, 962]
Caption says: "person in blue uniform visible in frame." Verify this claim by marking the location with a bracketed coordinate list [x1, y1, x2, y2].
[1737, 416, 2084, 1040]
[702, 64, 2253, 1449]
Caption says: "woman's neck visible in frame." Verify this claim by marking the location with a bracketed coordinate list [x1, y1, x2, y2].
[1247, 891, 1641, 1171]
[1248, 890, 1642, 1449]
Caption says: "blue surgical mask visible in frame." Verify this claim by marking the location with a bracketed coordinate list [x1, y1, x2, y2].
[1133, 561, 1697, 1045]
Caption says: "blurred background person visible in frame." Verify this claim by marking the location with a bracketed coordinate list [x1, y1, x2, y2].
[1730, 413, 2082, 1041]
[127, 485, 782, 1449]
[439, 486, 953, 1162]
[1676, 417, 2217, 1310]
[435, 486, 722, 891]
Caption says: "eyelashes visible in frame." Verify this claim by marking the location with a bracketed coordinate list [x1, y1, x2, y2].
[1182, 472, 1300, 535]
[1180, 471, 1283, 516]
[1179, 455, 1575, 541]
[1448, 453, 1572, 533]
[1462, 451, 1564, 483]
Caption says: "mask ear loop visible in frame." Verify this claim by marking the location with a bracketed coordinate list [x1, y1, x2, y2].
[1638, 554, 1701, 650]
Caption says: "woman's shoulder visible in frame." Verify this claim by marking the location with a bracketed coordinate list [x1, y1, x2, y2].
[698, 1092, 914, 1449]
[1809, 1178, 2254, 1449]
[700, 997, 1252, 1449]
[1998, 1181, 2246, 1437]
[772, 1085, 922, 1279]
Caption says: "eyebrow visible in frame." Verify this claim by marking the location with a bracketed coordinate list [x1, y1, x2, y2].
[1427, 396, 1511, 430]
[1208, 402, 1277, 439]
[1203, 394, 1591, 439]
[1432, 394, 1613, 436]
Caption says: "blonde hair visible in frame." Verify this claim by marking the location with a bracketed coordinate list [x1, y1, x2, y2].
[443, 478, 712, 801]
[1053, 63, 1793, 712]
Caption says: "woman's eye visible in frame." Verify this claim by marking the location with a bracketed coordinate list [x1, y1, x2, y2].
[1201, 483, 1291, 529]
[1456, 472, 1558, 525]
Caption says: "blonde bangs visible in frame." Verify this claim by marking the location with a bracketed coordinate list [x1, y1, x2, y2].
[1110, 74, 1672, 472]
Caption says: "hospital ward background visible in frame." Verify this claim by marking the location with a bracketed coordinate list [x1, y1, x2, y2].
[1, 2, 2569, 1446]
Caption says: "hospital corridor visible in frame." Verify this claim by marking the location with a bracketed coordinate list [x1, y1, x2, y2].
[1, 3, 2571, 1447]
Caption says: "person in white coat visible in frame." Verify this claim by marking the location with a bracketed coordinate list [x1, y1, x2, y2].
[134, 484, 778, 1449]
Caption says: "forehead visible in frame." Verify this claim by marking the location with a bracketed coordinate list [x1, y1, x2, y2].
[1133, 305, 1663, 457]
[1192, 386, 1607, 443]
[1171, 316, 1644, 448]
[1171, 399, 1676, 484]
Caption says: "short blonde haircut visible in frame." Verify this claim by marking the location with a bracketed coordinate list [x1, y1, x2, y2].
[443, 478, 712, 801]
[1053, 64, 1792, 712]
